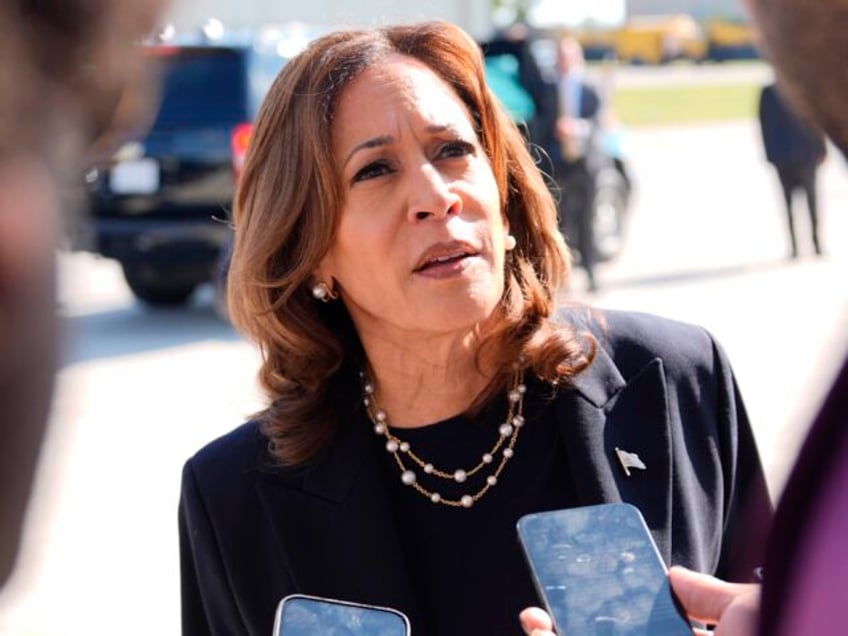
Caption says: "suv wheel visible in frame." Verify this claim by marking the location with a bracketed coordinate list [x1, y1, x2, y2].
[592, 166, 630, 262]
[122, 261, 198, 306]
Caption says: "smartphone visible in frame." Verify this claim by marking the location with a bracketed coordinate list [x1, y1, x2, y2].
[517, 503, 692, 635]
[273, 593, 411, 636]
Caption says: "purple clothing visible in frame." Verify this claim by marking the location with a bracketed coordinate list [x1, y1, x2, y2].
[781, 430, 848, 635]
[759, 355, 848, 636]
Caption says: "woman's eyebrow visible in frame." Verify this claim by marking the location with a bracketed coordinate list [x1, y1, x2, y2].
[343, 124, 466, 166]
[343, 135, 393, 167]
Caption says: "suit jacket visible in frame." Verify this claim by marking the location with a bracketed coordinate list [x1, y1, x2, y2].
[179, 310, 772, 635]
[758, 83, 825, 167]
[552, 79, 603, 178]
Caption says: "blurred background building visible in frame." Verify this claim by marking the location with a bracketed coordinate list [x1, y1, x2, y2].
[626, 0, 745, 20]
[165, 0, 494, 38]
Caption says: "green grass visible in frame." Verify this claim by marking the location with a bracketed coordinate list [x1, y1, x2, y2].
[612, 83, 761, 127]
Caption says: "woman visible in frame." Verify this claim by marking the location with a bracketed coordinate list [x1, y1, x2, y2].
[179, 22, 771, 635]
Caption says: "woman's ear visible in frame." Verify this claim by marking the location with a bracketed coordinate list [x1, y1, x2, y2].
[310, 256, 340, 301]
[312, 250, 333, 285]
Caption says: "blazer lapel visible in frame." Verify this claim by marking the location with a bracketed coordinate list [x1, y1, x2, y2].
[556, 345, 675, 561]
[254, 418, 422, 625]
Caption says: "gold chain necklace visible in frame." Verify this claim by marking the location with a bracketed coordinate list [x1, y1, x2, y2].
[360, 370, 527, 508]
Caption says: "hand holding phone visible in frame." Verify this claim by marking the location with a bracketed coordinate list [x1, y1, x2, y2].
[517, 503, 692, 635]
[274, 594, 411, 636]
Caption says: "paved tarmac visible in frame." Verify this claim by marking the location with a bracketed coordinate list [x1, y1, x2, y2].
[590, 59, 773, 87]
[0, 118, 845, 635]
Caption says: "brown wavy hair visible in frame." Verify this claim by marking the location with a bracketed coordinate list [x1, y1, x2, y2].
[228, 21, 596, 465]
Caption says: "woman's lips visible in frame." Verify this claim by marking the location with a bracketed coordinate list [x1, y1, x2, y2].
[414, 252, 477, 277]
[413, 241, 479, 274]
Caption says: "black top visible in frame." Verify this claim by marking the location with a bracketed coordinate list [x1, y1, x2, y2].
[378, 377, 575, 635]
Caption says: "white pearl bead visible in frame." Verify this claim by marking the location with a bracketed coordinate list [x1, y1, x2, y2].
[363, 397, 370, 407]
[312, 285, 327, 299]
[518, 383, 527, 394]
[374, 424, 386, 435]
[487, 476, 497, 486]
[386, 440, 399, 453]
[454, 469, 467, 483]
[512, 415, 525, 427]
[399, 442, 410, 453]
[401, 470, 416, 485]
[375, 410, 386, 422]
[424, 463, 434, 474]
[508, 390, 521, 403]
[482, 453, 493, 464]
[499, 423, 513, 437]
[430, 493, 441, 503]
[503, 448, 514, 458]
[461, 495, 473, 508]
[364, 383, 374, 394]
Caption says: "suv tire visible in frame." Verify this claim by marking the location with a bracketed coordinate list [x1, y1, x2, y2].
[122, 261, 198, 306]
[592, 165, 630, 262]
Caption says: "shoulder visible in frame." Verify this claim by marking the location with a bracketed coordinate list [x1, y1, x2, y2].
[182, 420, 275, 490]
[601, 309, 714, 356]
[562, 307, 722, 379]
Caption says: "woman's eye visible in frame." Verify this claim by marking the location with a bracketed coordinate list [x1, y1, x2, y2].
[439, 140, 476, 159]
[352, 161, 392, 183]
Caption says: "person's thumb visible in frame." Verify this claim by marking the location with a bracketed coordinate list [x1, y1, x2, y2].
[519, 606, 555, 635]
[668, 565, 757, 625]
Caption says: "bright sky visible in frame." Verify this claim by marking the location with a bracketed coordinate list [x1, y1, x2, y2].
[530, 0, 626, 26]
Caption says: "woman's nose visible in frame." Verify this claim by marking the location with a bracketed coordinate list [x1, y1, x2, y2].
[407, 163, 462, 222]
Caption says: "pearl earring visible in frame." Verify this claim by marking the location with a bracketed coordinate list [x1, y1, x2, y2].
[504, 234, 517, 251]
[312, 281, 338, 302]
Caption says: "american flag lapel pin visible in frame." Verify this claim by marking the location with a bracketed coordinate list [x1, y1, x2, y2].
[615, 447, 647, 477]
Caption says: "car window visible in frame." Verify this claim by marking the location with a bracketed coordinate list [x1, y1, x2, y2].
[484, 53, 537, 123]
[147, 47, 249, 129]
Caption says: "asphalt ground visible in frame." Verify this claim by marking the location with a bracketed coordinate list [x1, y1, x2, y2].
[589, 59, 774, 88]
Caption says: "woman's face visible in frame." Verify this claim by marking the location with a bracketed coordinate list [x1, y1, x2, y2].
[317, 54, 508, 344]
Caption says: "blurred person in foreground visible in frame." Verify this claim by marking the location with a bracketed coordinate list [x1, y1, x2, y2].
[0, 0, 165, 587]
[179, 21, 771, 636]
[520, 0, 848, 633]
[551, 35, 603, 292]
[758, 81, 826, 259]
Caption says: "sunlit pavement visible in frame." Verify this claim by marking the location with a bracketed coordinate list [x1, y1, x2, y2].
[0, 118, 846, 634]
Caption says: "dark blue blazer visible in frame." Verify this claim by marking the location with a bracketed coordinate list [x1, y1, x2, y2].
[179, 310, 772, 635]
[574, 80, 601, 120]
[758, 83, 825, 167]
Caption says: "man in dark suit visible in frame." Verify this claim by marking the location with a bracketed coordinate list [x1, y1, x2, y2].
[553, 36, 603, 292]
[758, 81, 826, 259]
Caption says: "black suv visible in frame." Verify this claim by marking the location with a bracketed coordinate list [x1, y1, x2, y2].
[75, 27, 315, 305]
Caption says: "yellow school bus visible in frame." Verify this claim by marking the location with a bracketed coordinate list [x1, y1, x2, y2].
[613, 14, 708, 64]
[705, 19, 760, 60]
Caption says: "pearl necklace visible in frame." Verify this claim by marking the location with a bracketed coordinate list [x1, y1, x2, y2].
[361, 371, 527, 508]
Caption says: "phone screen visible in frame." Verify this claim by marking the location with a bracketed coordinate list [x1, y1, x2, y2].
[517, 503, 692, 635]
[274, 594, 411, 636]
